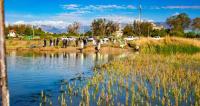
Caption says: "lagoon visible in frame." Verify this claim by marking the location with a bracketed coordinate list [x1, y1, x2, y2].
[6, 51, 127, 106]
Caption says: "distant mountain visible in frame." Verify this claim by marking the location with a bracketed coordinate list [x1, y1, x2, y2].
[155, 22, 169, 29]
[37, 22, 168, 34]
[36, 25, 90, 34]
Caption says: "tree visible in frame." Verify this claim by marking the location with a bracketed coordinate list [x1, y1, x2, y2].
[105, 20, 119, 36]
[24, 25, 32, 36]
[139, 22, 153, 37]
[192, 17, 200, 30]
[84, 31, 92, 36]
[67, 22, 80, 36]
[123, 24, 134, 36]
[166, 13, 191, 33]
[91, 18, 106, 37]
[132, 21, 153, 37]
[0, 0, 10, 105]
[151, 29, 167, 37]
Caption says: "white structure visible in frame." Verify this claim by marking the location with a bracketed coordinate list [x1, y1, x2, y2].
[115, 30, 123, 37]
[151, 23, 164, 30]
[7, 30, 16, 37]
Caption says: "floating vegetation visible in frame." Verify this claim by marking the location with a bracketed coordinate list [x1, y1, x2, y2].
[40, 53, 200, 106]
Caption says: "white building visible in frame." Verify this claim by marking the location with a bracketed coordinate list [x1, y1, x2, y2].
[7, 30, 17, 37]
[151, 23, 164, 30]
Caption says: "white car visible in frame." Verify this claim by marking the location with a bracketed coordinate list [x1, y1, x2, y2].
[152, 36, 162, 40]
[102, 38, 109, 43]
[124, 36, 139, 41]
[67, 37, 76, 41]
[87, 37, 94, 41]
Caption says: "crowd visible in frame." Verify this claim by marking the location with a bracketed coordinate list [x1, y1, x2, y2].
[43, 37, 101, 51]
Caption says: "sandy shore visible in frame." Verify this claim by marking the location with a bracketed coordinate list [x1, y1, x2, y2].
[6, 46, 133, 54]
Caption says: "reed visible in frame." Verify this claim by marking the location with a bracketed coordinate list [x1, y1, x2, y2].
[39, 53, 200, 105]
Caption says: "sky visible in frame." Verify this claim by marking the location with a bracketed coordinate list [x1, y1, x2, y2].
[4, 0, 200, 27]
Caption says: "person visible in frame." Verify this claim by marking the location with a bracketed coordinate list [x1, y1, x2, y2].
[83, 38, 87, 46]
[64, 38, 67, 48]
[80, 40, 84, 52]
[56, 38, 59, 46]
[62, 38, 66, 48]
[53, 39, 56, 46]
[43, 39, 47, 47]
[49, 39, 53, 46]
[95, 40, 101, 52]
[75, 39, 79, 47]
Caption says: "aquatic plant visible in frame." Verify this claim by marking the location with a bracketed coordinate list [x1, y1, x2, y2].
[40, 53, 200, 106]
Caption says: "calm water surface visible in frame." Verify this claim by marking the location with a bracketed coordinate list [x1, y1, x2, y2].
[6, 51, 127, 106]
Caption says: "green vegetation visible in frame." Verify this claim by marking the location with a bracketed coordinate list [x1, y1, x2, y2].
[40, 53, 200, 105]
[128, 37, 200, 54]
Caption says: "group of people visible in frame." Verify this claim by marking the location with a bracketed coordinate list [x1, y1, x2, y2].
[43, 37, 101, 52]
[43, 38, 60, 47]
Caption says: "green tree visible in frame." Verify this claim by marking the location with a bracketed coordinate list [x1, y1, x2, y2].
[123, 24, 134, 36]
[91, 18, 106, 37]
[67, 22, 80, 36]
[84, 31, 92, 36]
[166, 13, 191, 35]
[105, 20, 119, 36]
[151, 29, 167, 37]
[132, 21, 153, 37]
[24, 25, 33, 36]
[139, 22, 153, 37]
[192, 17, 200, 30]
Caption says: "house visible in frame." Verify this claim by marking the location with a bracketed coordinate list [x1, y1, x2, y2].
[7, 30, 17, 37]
[151, 23, 164, 30]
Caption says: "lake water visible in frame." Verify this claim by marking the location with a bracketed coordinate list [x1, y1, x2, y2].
[6, 51, 127, 106]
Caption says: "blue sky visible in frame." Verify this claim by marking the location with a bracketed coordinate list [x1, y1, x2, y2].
[5, 0, 200, 27]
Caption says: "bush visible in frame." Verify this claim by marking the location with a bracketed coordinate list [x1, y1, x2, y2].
[170, 31, 184, 37]
[185, 32, 197, 38]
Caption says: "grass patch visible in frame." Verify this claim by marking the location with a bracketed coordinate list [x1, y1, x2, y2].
[143, 43, 200, 54]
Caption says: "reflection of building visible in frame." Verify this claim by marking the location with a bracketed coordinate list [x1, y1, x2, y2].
[8, 30, 17, 37]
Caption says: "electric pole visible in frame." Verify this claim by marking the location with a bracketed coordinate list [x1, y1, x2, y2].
[138, 0, 142, 37]
[0, 0, 10, 106]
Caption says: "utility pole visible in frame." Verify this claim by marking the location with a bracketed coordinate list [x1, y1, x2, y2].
[32, 25, 35, 37]
[0, 0, 10, 106]
[138, 0, 142, 36]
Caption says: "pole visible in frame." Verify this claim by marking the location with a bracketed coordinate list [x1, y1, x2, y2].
[138, 0, 142, 36]
[0, 0, 10, 106]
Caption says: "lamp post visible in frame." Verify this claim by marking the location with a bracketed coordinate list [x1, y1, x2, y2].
[0, 0, 10, 106]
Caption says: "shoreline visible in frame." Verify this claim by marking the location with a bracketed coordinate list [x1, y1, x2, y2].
[6, 46, 133, 54]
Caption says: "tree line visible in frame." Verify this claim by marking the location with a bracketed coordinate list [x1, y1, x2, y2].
[5, 13, 200, 38]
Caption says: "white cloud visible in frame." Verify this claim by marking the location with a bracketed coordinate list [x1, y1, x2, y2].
[62, 4, 79, 10]
[97, 15, 135, 23]
[162, 6, 200, 9]
[14, 20, 26, 24]
[62, 4, 136, 11]
[13, 20, 69, 29]
[150, 6, 200, 10]
[172, 12, 180, 16]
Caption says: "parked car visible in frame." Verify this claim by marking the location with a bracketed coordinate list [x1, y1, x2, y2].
[87, 36, 94, 41]
[152, 36, 162, 40]
[67, 37, 76, 41]
[102, 37, 109, 43]
[124, 36, 139, 41]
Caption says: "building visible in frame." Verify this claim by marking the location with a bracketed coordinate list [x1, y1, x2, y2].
[7, 30, 17, 37]
[151, 23, 164, 30]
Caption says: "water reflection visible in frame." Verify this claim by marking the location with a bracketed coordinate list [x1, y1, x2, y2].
[6, 50, 128, 106]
